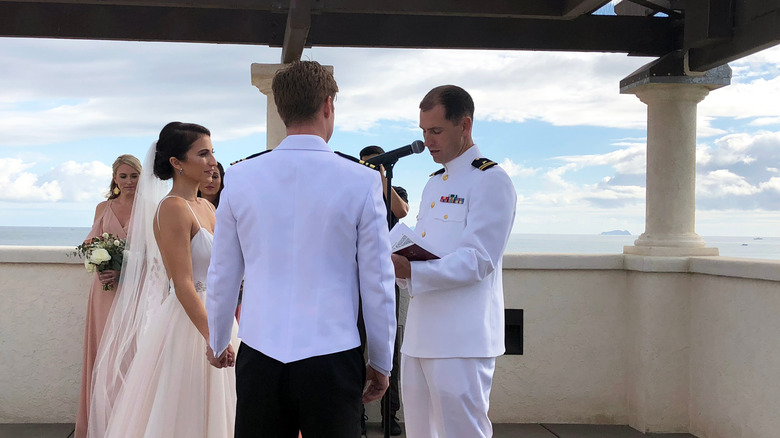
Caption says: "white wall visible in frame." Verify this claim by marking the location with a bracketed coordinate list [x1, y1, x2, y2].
[0, 247, 91, 422]
[689, 259, 780, 438]
[494, 256, 629, 424]
[2, 248, 780, 438]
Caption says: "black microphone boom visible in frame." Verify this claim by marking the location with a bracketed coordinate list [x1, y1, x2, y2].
[365, 140, 425, 166]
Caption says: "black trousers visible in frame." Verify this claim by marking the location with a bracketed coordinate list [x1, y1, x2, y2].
[235, 342, 365, 438]
[357, 291, 401, 416]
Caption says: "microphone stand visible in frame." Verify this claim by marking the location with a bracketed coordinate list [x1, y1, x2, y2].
[381, 160, 400, 438]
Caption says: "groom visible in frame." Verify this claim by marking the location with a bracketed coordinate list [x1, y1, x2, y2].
[206, 60, 397, 437]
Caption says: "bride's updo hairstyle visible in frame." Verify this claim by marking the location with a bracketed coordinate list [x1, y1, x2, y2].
[153, 121, 211, 180]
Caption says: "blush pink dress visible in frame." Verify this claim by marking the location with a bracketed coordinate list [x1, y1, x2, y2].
[74, 199, 128, 438]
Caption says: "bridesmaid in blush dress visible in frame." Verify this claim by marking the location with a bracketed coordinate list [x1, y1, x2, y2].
[74, 154, 141, 438]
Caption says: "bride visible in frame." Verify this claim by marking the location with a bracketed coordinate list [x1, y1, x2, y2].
[89, 122, 238, 438]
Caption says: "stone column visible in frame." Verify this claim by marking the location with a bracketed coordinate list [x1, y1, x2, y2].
[619, 53, 732, 434]
[250, 63, 335, 150]
[251, 63, 288, 150]
[620, 54, 730, 256]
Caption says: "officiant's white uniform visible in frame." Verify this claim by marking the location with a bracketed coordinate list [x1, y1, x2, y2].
[399, 145, 516, 438]
[207, 134, 396, 379]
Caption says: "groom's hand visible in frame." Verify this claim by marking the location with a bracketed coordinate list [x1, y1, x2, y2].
[222, 344, 236, 367]
[362, 365, 390, 403]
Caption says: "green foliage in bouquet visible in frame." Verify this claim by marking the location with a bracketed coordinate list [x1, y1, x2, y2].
[72, 232, 127, 290]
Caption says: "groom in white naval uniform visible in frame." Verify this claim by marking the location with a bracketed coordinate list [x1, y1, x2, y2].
[206, 60, 397, 437]
[392, 85, 517, 438]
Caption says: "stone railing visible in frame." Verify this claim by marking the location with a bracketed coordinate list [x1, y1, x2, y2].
[2, 247, 779, 438]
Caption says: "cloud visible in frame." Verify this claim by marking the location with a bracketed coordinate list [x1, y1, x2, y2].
[0, 158, 111, 202]
[41, 160, 114, 202]
[0, 39, 658, 147]
[556, 142, 646, 175]
[692, 129, 780, 210]
[3, 38, 778, 148]
[750, 117, 780, 127]
[697, 169, 760, 197]
[697, 130, 780, 184]
[0, 39, 271, 147]
[500, 158, 537, 178]
[0, 158, 61, 201]
[524, 127, 780, 211]
[699, 45, 780, 124]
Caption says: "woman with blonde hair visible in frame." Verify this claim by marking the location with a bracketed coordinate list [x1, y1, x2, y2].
[75, 154, 141, 438]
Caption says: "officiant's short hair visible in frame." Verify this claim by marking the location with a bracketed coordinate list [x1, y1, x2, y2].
[360, 146, 384, 159]
[272, 61, 338, 127]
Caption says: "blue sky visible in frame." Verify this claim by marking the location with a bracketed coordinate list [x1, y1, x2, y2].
[1, 38, 780, 236]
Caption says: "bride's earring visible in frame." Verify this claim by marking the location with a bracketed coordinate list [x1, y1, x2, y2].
[178, 168, 183, 175]
[113, 187, 121, 195]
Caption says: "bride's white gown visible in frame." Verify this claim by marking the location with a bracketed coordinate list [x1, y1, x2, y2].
[105, 205, 238, 438]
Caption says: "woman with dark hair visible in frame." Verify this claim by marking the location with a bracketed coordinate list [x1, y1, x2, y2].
[91, 122, 238, 438]
[75, 154, 141, 438]
[198, 161, 225, 208]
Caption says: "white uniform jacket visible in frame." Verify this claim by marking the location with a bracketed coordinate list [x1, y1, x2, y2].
[400, 145, 516, 359]
[207, 135, 397, 376]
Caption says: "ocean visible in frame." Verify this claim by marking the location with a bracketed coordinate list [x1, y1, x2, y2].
[1, 226, 779, 260]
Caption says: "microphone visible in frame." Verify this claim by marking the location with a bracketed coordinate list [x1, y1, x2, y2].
[365, 140, 425, 166]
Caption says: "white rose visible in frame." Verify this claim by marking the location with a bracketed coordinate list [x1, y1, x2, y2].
[85, 260, 97, 273]
[114, 240, 121, 246]
[90, 248, 111, 264]
[102, 232, 109, 239]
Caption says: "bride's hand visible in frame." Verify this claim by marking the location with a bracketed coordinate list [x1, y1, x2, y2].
[206, 345, 225, 369]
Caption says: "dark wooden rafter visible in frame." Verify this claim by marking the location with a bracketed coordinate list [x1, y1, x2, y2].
[307, 13, 679, 56]
[561, 0, 612, 18]
[618, 0, 684, 18]
[687, 0, 780, 71]
[0, 2, 287, 45]
[0, 0, 610, 17]
[684, 0, 733, 48]
[281, 0, 311, 63]
[0, 1, 680, 57]
[0, 0, 778, 70]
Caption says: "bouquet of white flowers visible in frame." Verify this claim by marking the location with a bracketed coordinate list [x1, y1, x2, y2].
[73, 232, 127, 290]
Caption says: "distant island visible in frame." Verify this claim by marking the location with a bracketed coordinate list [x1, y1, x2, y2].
[601, 230, 631, 236]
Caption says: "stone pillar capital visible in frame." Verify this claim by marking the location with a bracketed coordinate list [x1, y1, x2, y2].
[631, 83, 711, 106]
[251, 63, 286, 95]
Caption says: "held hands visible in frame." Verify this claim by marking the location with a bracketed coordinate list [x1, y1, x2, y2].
[362, 365, 390, 403]
[206, 344, 236, 369]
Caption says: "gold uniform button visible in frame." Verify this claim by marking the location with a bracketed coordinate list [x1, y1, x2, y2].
[431, 202, 435, 208]
[443, 175, 449, 181]
[421, 231, 426, 238]
[444, 214, 448, 219]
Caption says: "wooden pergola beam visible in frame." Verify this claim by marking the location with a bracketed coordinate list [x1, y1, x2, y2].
[0, 1, 681, 57]
[281, 0, 310, 63]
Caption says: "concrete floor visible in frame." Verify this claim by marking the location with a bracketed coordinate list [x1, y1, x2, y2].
[365, 423, 698, 437]
[0, 423, 698, 438]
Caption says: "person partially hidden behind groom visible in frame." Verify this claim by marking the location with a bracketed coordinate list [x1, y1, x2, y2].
[206, 60, 397, 437]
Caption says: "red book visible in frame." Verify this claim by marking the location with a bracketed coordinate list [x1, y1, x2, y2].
[389, 223, 440, 261]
